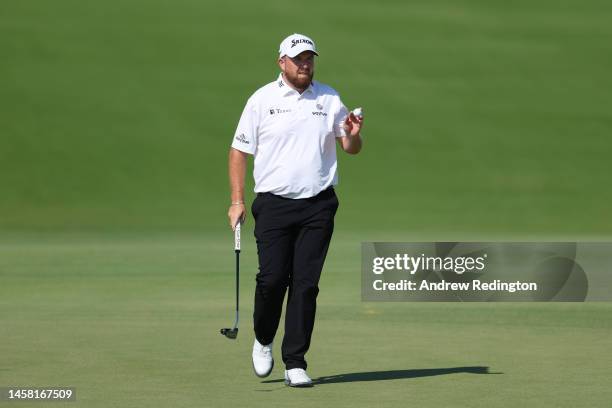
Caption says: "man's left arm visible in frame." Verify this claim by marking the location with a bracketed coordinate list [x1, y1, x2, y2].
[338, 111, 364, 155]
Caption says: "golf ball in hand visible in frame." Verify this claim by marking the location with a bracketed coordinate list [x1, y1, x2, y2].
[352, 107, 363, 118]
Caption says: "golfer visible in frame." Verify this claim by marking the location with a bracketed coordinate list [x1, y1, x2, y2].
[227, 33, 363, 387]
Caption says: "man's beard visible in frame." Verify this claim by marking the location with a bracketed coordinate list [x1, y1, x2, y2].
[285, 70, 314, 91]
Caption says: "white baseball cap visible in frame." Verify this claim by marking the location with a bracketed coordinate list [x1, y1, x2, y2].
[279, 33, 318, 58]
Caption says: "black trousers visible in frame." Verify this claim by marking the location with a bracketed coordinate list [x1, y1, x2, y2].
[251, 187, 338, 370]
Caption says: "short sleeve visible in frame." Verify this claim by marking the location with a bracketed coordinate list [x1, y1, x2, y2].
[231, 97, 258, 154]
[333, 99, 349, 138]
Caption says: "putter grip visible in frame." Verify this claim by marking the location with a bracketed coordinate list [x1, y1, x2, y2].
[234, 222, 241, 251]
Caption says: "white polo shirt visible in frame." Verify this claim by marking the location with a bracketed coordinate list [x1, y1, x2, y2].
[231, 74, 349, 199]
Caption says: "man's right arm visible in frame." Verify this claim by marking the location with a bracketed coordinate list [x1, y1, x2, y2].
[228, 92, 259, 230]
[228, 147, 248, 230]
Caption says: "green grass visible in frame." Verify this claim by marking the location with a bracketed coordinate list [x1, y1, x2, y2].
[1, 0, 611, 233]
[1, 1, 612, 406]
[1, 232, 611, 407]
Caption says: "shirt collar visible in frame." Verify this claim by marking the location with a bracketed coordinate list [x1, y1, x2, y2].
[277, 73, 315, 97]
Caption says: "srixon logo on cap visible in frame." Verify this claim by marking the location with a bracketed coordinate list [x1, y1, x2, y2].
[291, 38, 313, 48]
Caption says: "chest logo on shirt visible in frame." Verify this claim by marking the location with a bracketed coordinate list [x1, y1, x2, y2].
[312, 103, 327, 117]
[269, 108, 292, 115]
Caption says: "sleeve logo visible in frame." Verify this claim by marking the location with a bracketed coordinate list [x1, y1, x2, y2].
[235, 133, 250, 144]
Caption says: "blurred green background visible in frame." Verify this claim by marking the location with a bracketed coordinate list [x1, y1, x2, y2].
[2, 0, 611, 234]
[2, 1, 612, 407]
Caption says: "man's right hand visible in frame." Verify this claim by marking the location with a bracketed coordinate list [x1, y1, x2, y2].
[228, 203, 246, 230]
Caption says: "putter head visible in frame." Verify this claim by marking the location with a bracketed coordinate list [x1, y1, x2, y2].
[220, 327, 238, 339]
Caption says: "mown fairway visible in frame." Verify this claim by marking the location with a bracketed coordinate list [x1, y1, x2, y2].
[1, 233, 611, 407]
[1, 0, 612, 406]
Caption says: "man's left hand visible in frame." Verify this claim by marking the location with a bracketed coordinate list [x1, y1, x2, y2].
[343, 112, 363, 137]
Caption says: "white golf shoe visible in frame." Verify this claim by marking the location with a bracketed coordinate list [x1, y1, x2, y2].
[252, 339, 274, 378]
[284, 368, 313, 387]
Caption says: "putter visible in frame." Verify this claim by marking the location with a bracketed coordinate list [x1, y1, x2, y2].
[220, 221, 240, 339]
